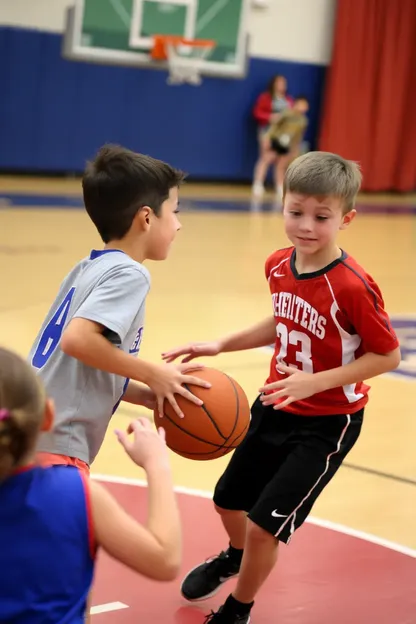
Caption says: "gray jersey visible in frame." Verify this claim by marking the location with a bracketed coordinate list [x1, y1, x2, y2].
[28, 249, 150, 465]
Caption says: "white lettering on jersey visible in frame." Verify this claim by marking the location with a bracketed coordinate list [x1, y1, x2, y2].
[272, 292, 327, 339]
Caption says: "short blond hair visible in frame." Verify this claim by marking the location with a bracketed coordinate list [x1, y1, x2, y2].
[283, 151, 362, 213]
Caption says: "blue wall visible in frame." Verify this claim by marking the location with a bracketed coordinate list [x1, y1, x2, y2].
[0, 27, 326, 180]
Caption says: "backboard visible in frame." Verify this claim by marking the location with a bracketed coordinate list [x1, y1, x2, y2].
[63, 0, 250, 79]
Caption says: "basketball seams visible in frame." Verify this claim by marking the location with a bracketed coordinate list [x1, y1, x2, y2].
[161, 410, 249, 459]
[155, 368, 251, 461]
[221, 373, 240, 445]
[162, 410, 246, 456]
[161, 411, 227, 448]
[229, 419, 250, 447]
[183, 382, 227, 440]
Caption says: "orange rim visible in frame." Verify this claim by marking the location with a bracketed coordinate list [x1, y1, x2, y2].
[151, 34, 215, 60]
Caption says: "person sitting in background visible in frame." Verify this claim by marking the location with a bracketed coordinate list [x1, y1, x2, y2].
[252, 75, 293, 199]
[265, 96, 309, 201]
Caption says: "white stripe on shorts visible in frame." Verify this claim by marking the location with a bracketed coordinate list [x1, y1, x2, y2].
[274, 414, 351, 541]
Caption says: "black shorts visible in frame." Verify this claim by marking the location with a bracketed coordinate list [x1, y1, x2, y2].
[270, 138, 290, 155]
[213, 396, 363, 544]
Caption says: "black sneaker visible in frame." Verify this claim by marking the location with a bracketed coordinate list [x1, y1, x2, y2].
[204, 606, 251, 623]
[181, 549, 241, 601]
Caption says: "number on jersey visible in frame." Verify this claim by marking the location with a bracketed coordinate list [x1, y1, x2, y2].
[275, 322, 313, 373]
[32, 288, 75, 368]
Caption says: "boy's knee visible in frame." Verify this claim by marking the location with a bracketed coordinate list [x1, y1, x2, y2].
[214, 504, 243, 517]
[246, 518, 276, 544]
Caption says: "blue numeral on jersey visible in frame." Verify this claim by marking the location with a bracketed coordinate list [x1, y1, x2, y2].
[32, 288, 76, 369]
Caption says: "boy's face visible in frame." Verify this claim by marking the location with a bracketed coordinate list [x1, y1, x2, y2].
[146, 186, 181, 261]
[294, 99, 309, 114]
[283, 193, 355, 255]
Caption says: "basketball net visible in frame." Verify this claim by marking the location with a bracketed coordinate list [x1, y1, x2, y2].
[151, 35, 216, 86]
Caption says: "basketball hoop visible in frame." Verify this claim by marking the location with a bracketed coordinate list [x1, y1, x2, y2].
[151, 34, 216, 86]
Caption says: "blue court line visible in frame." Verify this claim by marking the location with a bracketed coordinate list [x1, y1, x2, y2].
[0, 193, 84, 208]
[1, 193, 416, 214]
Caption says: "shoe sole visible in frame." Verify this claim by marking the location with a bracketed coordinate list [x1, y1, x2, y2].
[180, 564, 239, 603]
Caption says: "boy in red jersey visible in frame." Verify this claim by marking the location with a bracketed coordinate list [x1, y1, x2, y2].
[161, 151, 401, 624]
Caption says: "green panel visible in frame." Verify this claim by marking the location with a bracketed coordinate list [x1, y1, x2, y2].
[142, 3, 186, 37]
[81, 0, 132, 51]
[78, 0, 245, 64]
[195, 0, 242, 64]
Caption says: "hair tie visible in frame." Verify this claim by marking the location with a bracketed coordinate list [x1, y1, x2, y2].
[0, 409, 10, 421]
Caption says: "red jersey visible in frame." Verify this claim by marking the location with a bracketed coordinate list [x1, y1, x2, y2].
[265, 247, 399, 416]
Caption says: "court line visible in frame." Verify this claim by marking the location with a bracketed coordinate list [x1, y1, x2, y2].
[2, 195, 416, 214]
[115, 406, 416, 487]
[92, 473, 416, 559]
[342, 461, 416, 486]
[91, 601, 129, 615]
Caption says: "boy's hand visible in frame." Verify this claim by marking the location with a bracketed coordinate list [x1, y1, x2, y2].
[259, 362, 324, 410]
[148, 362, 212, 419]
[115, 418, 169, 470]
[161, 341, 221, 364]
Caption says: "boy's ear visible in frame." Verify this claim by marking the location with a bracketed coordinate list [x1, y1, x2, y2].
[135, 206, 152, 230]
[340, 209, 356, 230]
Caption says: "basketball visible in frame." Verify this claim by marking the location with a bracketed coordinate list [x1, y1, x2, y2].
[153, 367, 251, 460]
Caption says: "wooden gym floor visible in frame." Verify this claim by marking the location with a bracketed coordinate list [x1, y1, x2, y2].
[0, 177, 415, 622]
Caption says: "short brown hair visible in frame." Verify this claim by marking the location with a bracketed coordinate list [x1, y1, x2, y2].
[0, 348, 46, 481]
[284, 151, 362, 213]
[82, 145, 185, 243]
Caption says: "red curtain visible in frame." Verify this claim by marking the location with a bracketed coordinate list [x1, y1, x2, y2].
[318, 0, 416, 192]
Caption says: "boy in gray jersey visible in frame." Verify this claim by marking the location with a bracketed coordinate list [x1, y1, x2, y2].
[29, 144, 210, 473]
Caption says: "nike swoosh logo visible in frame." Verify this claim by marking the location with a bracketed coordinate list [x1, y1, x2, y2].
[273, 272, 285, 277]
[219, 573, 238, 582]
[271, 510, 288, 518]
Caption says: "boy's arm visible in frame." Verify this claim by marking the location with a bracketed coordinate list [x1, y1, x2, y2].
[260, 348, 400, 409]
[220, 316, 276, 352]
[122, 380, 155, 409]
[60, 267, 210, 417]
[58, 263, 190, 383]
[163, 256, 278, 364]
[162, 316, 276, 363]
[61, 318, 210, 418]
[61, 317, 157, 382]
[314, 349, 400, 391]
[90, 419, 181, 581]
